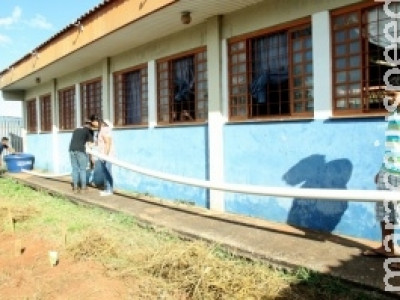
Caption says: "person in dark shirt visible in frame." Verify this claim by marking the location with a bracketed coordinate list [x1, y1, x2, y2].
[0, 137, 15, 168]
[69, 119, 98, 193]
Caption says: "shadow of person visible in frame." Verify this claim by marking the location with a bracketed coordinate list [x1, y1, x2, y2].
[283, 154, 353, 234]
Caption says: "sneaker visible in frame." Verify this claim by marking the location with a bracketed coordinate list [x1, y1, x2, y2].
[99, 191, 113, 197]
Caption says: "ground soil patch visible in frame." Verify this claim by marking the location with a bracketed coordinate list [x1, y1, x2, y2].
[0, 232, 139, 299]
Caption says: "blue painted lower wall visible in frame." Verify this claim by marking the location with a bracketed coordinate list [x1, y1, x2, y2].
[112, 126, 208, 207]
[25, 117, 386, 241]
[224, 118, 385, 241]
[26, 134, 53, 172]
[27, 126, 209, 207]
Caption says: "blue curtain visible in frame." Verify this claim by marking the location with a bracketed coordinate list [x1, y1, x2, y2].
[174, 56, 194, 102]
[251, 32, 288, 104]
[125, 71, 141, 124]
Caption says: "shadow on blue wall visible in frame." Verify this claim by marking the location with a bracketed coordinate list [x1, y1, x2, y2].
[283, 154, 353, 233]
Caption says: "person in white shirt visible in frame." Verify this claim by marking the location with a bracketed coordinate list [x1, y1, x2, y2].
[97, 119, 114, 196]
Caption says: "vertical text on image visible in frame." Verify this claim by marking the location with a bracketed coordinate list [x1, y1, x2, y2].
[382, 0, 400, 292]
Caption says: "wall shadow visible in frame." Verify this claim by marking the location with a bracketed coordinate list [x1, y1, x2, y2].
[283, 154, 353, 233]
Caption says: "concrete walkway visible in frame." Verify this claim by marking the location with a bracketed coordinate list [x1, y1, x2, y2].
[7, 172, 400, 298]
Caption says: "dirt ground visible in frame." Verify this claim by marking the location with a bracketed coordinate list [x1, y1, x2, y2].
[0, 232, 138, 299]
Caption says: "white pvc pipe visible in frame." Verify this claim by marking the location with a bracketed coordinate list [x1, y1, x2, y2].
[86, 149, 400, 203]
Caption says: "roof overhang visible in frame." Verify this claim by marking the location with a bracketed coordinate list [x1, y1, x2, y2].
[0, 0, 264, 93]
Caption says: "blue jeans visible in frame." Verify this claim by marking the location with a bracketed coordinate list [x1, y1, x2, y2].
[70, 151, 88, 190]
[100, 160, 113, 192]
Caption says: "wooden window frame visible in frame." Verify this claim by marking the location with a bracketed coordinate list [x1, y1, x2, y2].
[40, 94, 52, 132]
[331, 1, 393, 116]
[26, 99, 37, 133]
[156, 47, 208, 125]
[58, 86, 75, 131]
[113, 64, 148, 127]
[80, 77, 102, 124]
[227, 18, 313, 121]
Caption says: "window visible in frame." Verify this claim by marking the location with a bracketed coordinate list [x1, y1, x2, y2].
[40, 94, 52, 132]
[114, 66, 148, 126]
[26, 99, 37, 133]
[332, 2, 400, 114]
[228, 22, 313, 120]
[157, 48, 208, 124]
[58, 86, 75, 130]
[81, 78, 102, 123]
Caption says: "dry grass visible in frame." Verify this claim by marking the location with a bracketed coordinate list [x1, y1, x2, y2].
[0, 205, 38, 221]
[136, 241, 287, 299]
[66, 232, 288, 299]
[68, 231, 119, 261]
[0, 177, 388, 300]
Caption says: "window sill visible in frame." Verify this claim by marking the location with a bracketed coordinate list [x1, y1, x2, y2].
[155, 121, 208, 128]
[26, 131, 51, 134]
[226, 115, 314, 124]
[330, 112, 387, 120]
[113, 124, 149, 130]
[226, 112, 388, 124]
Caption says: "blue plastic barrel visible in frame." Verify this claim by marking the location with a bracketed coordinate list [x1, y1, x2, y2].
[4, 153, 35, 173]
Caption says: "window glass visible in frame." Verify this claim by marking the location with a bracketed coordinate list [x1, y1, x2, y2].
[27, 100, 37, 133]
[114, 67, 148, 126]
[40, 95, 52, 132]
[81, 79, 102, 123]
[228, 24, 312, 119]
[332, 3, 400, 113]
[58, 87, 75, 130]
[157, 49, 208, 123]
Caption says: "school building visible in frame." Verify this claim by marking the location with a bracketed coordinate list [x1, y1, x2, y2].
[0, 0, 393, 241]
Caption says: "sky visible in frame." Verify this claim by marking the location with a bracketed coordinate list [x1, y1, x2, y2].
[0, 1, 103, 70]
[0, 1, 102, 116]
